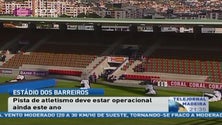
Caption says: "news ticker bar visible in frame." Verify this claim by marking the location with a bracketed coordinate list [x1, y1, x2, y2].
[10, 89, 104, 96]
[8, 97, 209, 112]
[0, 112, 222, 118]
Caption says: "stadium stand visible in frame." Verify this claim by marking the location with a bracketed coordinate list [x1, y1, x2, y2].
[9, 30, 45, 54]
[1, 30, 123, 77]
[0, 32, 16, 45]
[113, 33, 155, 57]
[0, 28, 221, 84]
[133, 34, 222, 83]
[0, 29, 19, 48]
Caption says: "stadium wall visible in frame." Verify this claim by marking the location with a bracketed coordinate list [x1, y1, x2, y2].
[0, 68, 47, 80]
[0, 79, 56, 94]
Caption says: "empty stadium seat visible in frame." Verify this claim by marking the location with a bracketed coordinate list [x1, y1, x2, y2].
[48, 69, 82, 76]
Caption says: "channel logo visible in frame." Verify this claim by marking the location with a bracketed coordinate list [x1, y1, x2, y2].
[168, 98, 188, 112]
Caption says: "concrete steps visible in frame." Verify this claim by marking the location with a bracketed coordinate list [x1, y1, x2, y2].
[0, 54, 15, 66]
[126, 60, 142, 73]
[84, 56, 109, 79]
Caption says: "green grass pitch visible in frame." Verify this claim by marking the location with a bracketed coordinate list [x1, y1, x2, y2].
[0, 78, 221, 125]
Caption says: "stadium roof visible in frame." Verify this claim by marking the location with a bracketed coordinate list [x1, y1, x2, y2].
[0, 16, 222, 25]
